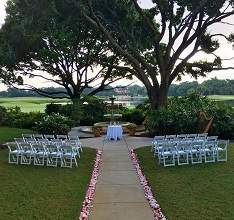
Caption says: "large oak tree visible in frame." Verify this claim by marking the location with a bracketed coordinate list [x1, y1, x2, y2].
[0, 0, 129, 122]
[76, 0, 234, 108]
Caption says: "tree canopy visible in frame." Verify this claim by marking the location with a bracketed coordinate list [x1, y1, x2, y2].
[77, 0, 234, 108]
[0, 0, 130, 102]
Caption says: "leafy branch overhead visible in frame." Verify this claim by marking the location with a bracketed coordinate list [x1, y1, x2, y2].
[0, 0, 130, 101]
[76, 0, 234, 107]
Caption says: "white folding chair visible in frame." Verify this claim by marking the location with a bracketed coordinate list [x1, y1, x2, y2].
[6, 142, 21, 164]
[31, 144, 46, 166]
[204, 141, 216, 163]
[22, 134, 33, 141]
[56, 135, 68, 140]
[151, 135, 165, 152]
[45, 144, 61, 167]
[206, 136, 218, 141]
[68, 135, 82, 152]
[176, 141, 190, 165]
[14, 138, 25, 144]
[33, 134, 44, 141]
[154, 139, 166, 158]
[197, 133, 208, 138]
[190, 141, 203, 164]
[161, 143, 176, 167]
[216, 140, 229, 162]
[50, 139, 63, 147]
[60, 145, 78, 168]
[44, 134, 55, 141]
[176, 134, 187, 140]
[25, 137, 37, 144]
[19, 143, 33, 165]
[186, 134, 197, 138]
[165, 135, 176, 140]
[37, 138, 50, 145]
[64, 140, 81, 158]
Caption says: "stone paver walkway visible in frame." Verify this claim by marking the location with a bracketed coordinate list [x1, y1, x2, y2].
[82, 136, 154, 220]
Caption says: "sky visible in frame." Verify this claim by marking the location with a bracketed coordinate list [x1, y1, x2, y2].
[0, 0, 234, 91]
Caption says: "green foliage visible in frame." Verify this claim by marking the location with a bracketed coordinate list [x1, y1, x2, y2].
[0, 0, 126, 102]
[211, 102, 234, 139]
[145, 93, 234, 139]
[122, 108, 145, 125]
[80, 96, 107, 126]
[34, 113, 72, 134]
[0, 106, 9, 125]
[45, 103, 62, 115]
[0, 105, 44, 129]
[45, 96, 107, 126]
[168, 78, 234, 97]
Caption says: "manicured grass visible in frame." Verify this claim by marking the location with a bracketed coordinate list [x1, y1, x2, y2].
[136, 145, 234, 220]
[0, 147, 96, 220]
[0, 127, 33, 144]
[0, 97, 70, 112]
[208, 95, 234, 101]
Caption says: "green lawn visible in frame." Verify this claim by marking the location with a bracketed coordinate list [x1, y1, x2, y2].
[208, 95, 234, 101]
[0, 127, 33, 144]
[0, 148, 96, 220]
[0, 97, 70, 112]
[136, 145, 234, 220]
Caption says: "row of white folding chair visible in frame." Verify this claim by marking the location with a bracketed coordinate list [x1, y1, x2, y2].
[153, 133, 208, 142]
[15, 137, 82, 153]
[152, 135, 217, 152]
[157, 140, 228, 167]
[7, 142, 78, 168]
[155, 139, 220, 158]
[22, 134, 80, 141]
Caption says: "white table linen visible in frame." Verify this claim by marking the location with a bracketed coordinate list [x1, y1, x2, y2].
[106, 125, 123, 141]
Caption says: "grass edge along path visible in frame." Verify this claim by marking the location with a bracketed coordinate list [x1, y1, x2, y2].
[135, 145, 234, 220]
[79, 150, 103, 220]
[0, 147, 97, 220]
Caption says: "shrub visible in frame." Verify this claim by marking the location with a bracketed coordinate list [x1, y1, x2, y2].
[122, 109, 145, 125]
[13, 112, 45, 129]
[34, 113, 73, 134]
[45, 103, 62, 115]
[0, 106, 9, 126]
[59, 104, 73, 117]
[145, 93, 234, 139]
[80, 96, 107, 126]
[211, 102, 234, 139]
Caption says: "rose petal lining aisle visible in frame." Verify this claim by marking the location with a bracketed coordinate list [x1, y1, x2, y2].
[79, 150, 103, 220]
[129, 149, 166, 220]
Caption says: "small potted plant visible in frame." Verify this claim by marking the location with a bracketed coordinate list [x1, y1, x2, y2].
[93, 126, 103, 137]
[127, 123, 137, 136]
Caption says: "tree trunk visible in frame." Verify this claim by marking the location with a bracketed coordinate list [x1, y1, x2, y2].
[71, 97, 82, 126]
[148, 85, 169, 109]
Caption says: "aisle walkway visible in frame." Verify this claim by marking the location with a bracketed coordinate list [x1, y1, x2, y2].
[82, 136, 154, 220]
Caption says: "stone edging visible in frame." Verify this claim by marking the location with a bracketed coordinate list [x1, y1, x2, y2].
[129, 149, 166, 220]
[79, 150, 103, 220]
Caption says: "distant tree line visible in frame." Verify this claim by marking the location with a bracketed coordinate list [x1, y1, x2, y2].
[168, 78, 234, 96]
[0, 78, 234, 98]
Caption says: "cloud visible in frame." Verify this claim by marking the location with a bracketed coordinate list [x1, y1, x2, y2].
[0, 0, 7, 26]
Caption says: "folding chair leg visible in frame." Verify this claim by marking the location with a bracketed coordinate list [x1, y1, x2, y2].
[9, 153, 19, 164]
